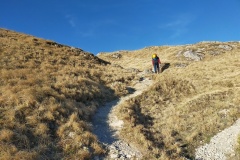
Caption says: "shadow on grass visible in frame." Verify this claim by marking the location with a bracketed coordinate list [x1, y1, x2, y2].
[161, 63, 170, 73]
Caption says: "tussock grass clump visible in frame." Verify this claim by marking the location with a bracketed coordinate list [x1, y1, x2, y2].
[57, 113, 105, 159]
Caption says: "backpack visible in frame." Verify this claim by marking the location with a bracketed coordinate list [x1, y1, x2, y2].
[152, 57, 159, 64]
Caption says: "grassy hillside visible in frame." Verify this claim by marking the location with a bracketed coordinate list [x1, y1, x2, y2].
[98, 42, 240, 159]
[0, 28, 138, 159]
[1, 28, 239, 160]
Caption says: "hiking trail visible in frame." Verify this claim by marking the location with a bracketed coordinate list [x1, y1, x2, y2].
[92, 74, 153, 159]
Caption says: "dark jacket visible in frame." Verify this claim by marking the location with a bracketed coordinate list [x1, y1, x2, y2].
[152, 57, 161, 65]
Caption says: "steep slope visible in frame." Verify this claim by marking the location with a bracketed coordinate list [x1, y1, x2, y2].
[0, 28, 138, 159]
[98, 42, 240, 159]
[1, 28, 239, 160]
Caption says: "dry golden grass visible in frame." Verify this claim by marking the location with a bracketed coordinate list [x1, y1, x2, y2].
[235, 137, 240, 160]
[0, 28, 138, 159]
[101, 41, 240, 159]
[1, 28, 240, 159]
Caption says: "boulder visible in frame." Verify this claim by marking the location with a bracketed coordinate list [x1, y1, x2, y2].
[112, 53, 122, 59]
[218, 44, 233, 51]
[178, 49, 203, 61]
[183, 50, 203, 61]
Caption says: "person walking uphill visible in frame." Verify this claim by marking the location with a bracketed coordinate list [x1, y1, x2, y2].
[152, 54, 161, 74]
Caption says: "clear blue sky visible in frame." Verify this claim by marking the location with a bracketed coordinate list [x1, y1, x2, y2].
[1, 0, 240, 54]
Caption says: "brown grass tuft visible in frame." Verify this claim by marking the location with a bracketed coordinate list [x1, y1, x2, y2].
[0, 129, 14, 142]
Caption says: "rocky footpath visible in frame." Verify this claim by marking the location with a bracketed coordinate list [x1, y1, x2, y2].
[92, 75, 153, 159]
[195, 119, 240, 160]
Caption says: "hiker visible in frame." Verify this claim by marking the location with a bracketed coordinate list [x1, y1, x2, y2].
[152, 53, 161, 74]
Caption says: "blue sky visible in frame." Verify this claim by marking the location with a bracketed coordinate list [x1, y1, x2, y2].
[1, 0, 240, 54]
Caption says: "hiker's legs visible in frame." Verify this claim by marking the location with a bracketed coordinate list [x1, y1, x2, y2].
[153, 64, 157, 73]
[156, 64, 160, 74]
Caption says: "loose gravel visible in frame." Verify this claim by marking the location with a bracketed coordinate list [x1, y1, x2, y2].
[195, 119, 240, 160]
